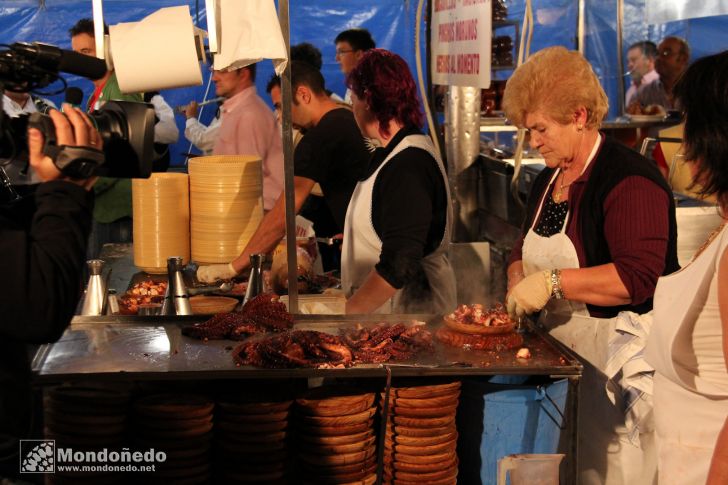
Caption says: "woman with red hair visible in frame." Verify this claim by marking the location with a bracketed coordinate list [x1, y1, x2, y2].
[342, 49, 456, 314]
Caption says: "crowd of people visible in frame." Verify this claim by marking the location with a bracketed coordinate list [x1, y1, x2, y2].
[2, 8, 728, 485]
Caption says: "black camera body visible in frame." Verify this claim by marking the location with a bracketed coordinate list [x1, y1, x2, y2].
[0, 42, 156, 180]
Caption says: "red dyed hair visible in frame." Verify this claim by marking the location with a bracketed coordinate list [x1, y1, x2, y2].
[346, 49, 423, 137]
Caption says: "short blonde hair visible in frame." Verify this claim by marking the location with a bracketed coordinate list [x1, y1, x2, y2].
[502, 46, 608, 129]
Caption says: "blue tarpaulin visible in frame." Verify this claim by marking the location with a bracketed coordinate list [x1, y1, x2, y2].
[1, 0, 727, 163]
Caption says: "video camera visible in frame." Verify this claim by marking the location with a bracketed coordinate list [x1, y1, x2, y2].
[0, 41, 156, 180]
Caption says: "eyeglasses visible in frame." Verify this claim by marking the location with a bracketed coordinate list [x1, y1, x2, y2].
[335, 49, 354, 57]
[659, 49, 677, 58]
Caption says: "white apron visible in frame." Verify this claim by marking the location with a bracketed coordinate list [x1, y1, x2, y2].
[646, 224, 728, 484]
[522, 157, 656, 484]
[341, 134, 456, 314]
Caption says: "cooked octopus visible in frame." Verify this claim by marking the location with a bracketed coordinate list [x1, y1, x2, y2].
[232, 330, 353, 369]
[182, 293, 293, 340]
[447, 303, 512, 327]
[341, 323, 434, 364]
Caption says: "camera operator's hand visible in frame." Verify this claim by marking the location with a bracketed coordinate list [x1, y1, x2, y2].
[27, 105, 100, 190]
[185, 100, 199, 119]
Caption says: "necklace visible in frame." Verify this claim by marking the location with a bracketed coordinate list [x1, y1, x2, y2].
[553, 172, 573, 203]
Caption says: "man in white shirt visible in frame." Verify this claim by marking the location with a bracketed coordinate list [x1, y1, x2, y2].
[183, 99, 222, 156]
[625, 41, 659, 107]
[2, 90, 57, 185]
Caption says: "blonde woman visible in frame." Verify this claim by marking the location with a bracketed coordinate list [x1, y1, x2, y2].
[503, 46, 679, 484]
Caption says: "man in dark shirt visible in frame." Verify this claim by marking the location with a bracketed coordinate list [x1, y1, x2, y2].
[197, 61, 369, 281]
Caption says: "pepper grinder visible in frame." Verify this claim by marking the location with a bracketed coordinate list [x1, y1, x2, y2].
[242, 254, 264, 307]
[161, 256, 192, 315]
[81, 260, 107, 316]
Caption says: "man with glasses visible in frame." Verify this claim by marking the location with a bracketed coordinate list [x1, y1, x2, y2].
[632, 36, 690, 111]
[334, 28, 376, 103]
[210, 63, 284, 211]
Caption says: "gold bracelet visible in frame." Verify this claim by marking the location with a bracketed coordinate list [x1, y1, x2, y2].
[550, 269, 565, 299]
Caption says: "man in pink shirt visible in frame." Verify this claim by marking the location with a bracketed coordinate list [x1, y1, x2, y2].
[212, 63, 284, 210]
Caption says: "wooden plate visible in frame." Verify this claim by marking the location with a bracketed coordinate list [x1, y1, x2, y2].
[389, 431, 458, 447]
[133, 394, 213, 419]
[388, 382, 461, 399]
[436, 327, 524, 350]
[298, 420, 373, 436]
[300, 407, 376, 426]
[299, 446, 376, 466]
[216, 430, 286, 443]
[443, 315, 515, 334]
[386, 423, 456, 437]
[300, 454, 376, 476]
[296, 390, 375, 411]
[382, 392, 460, 408]
[384, 404, 458, 418]
[388, 455, 458, 473]
[303, 464, 376, 483]
[217, 399, 292, 415]
[217, 410, 288, 423]
[383, 449, 455, 465]
[385, 438, 457, 456]
[300, 429, 373, 446]
[215, 418, 287, 433]
[297, 398, 373, 417]
[133, 414, 212, 430]
[306, 435, 376, 455]
[213, 437, 286, 452]
[390, 415, 455, 428]
[189, 295, 238, 315]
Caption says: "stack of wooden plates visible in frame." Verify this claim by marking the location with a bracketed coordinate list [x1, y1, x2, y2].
[131, 394, 214, 484]
[214, 395, 293, 483]
[295, 388, 378, 484]
[44, 386, 130, 484]
[382, 381, 461, 485]
[188, 155, 263, 265]
[132, 173, 190, 274]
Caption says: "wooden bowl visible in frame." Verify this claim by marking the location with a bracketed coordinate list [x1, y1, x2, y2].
[388, 455, 458, 473]
[215, 418, 287, 433]
[443, 315, 515, 335]
[299, 446, 376, 466]
[297, 420, 373, 436]
[388, 382, 461, 399]
[300, 407, 376, 426]
[382, 393, 460, 408]
[297, 398, 374, 417]
[306, 435, 376, 455]
[384, 437, 457, 456]
[386, 423, 456, 437]
[390, 414, 455, 428]
[299, 429, 373, 446]
[390, 431, 457, 447]
[189, 296, 238, 315]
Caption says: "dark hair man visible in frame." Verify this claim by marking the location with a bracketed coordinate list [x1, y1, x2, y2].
[197, 61, 370, 282]
[334, 28, 376, 103]
[625, 40, 658, 107]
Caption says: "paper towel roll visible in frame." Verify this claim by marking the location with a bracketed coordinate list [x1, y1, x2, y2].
[213, 0, 288, 75]
[110, 6, 202, 93]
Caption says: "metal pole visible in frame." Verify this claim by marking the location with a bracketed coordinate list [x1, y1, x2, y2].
[277, 0, 298, 314]
[577, 0, 585, 54]
[616, 0, 626, 114]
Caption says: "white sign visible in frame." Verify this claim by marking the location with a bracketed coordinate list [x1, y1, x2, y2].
[646, 0, 728, 23]
[431, 0, 492, 89]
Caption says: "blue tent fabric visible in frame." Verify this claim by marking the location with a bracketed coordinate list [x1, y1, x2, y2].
[1, 0, 727, 162]
[0, 0, 419, 167]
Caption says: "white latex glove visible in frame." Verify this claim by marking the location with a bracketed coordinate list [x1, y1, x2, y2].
[197, 263, 237, 283]
[506, 270, 552, 319]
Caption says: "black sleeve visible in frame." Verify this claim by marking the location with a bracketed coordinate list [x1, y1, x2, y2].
[0, 181, 93, 343]
[373, 148, 443, 289]
[293, 132, 328, 183]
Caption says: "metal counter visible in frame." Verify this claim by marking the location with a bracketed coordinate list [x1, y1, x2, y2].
[32, 314, 582, 382]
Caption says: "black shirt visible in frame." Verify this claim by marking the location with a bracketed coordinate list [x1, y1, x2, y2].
[294, 108, 369, 231]
[367, 126, 448, 289]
